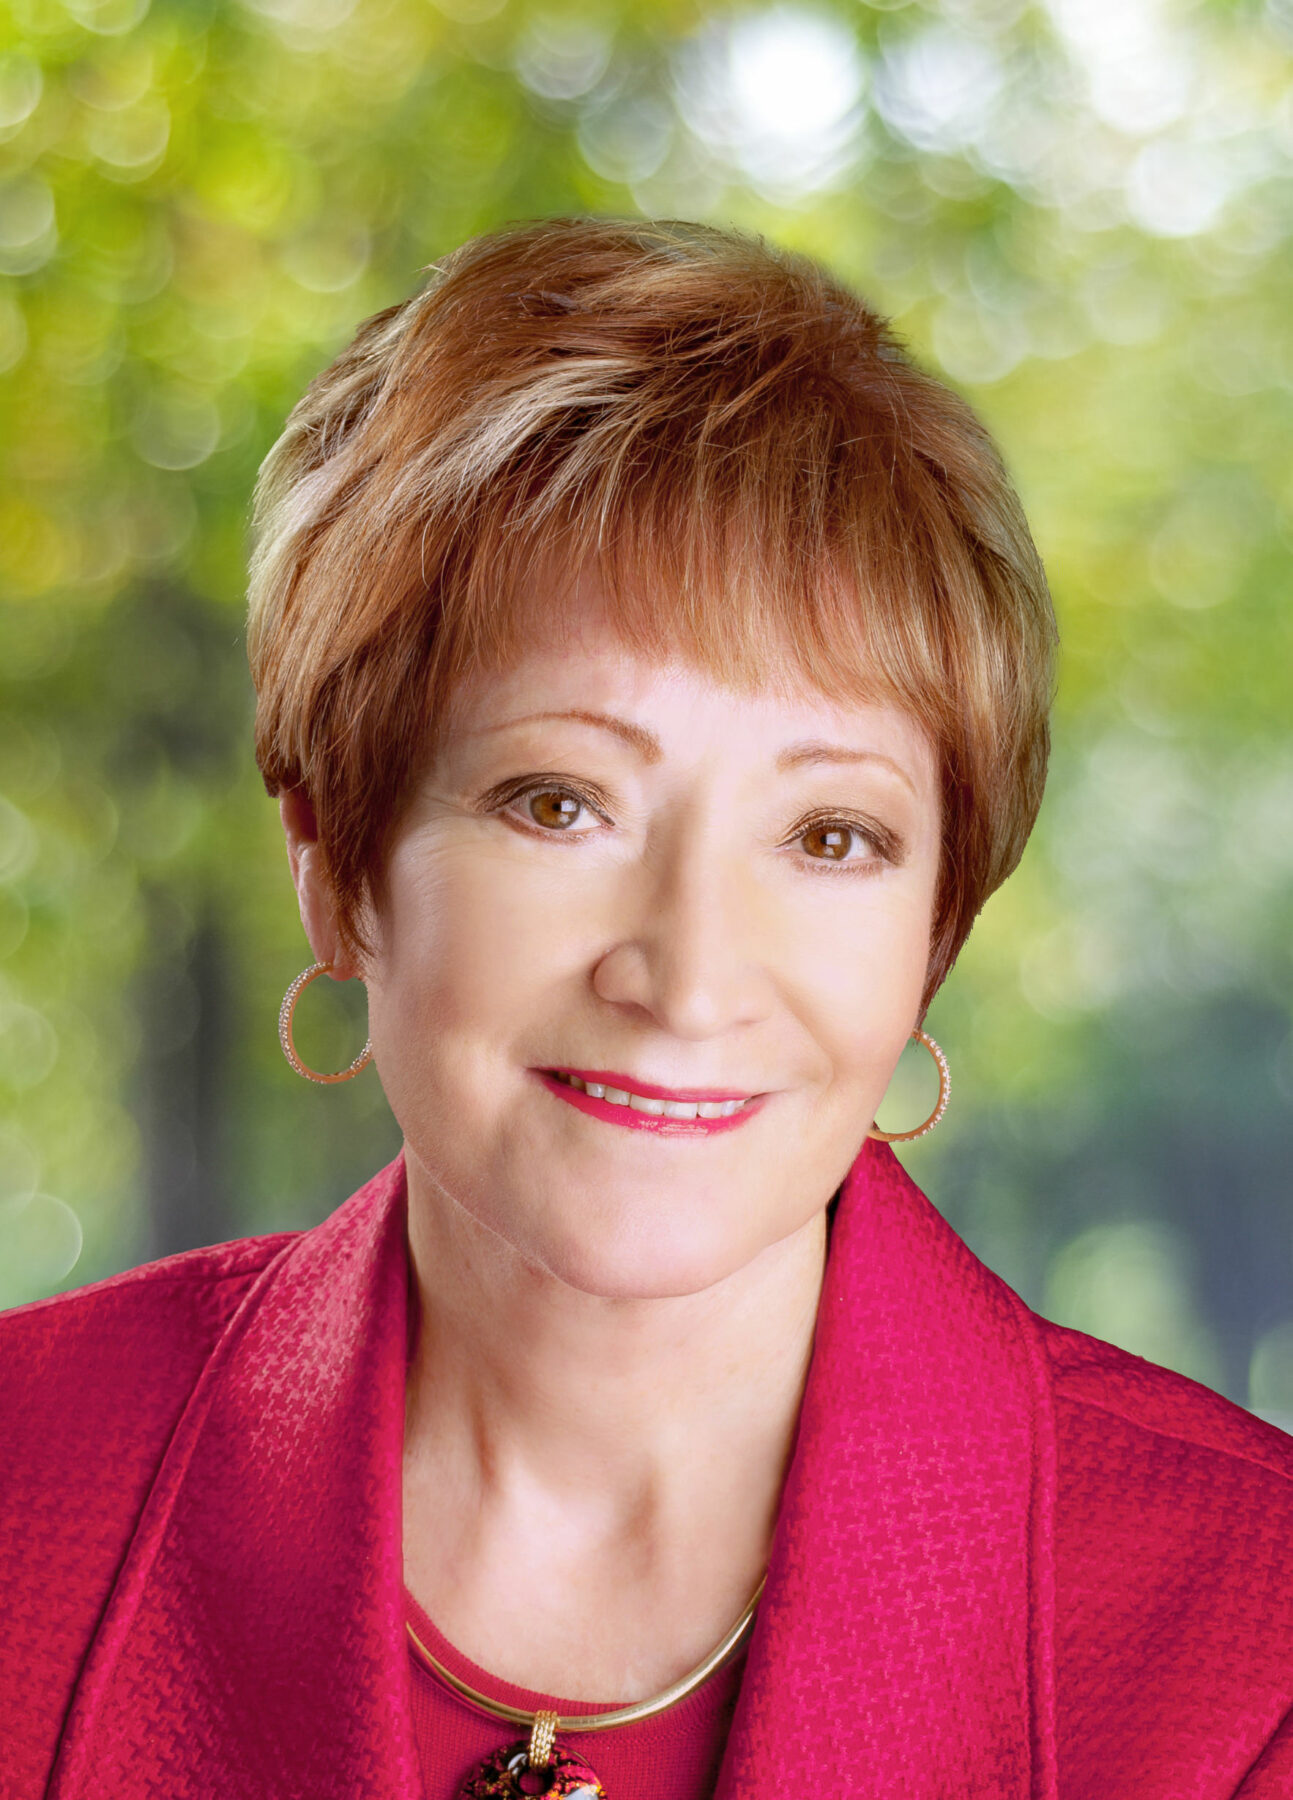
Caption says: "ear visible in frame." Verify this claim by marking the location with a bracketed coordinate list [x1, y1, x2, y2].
[279, 790, 363, 981]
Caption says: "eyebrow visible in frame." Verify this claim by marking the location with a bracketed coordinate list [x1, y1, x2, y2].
[473, 709, 919, 795]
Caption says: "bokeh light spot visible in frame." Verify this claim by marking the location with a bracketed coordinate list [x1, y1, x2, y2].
[516, 19, 612, 101]
[62, 0, 152, 36]
[0, 1126, 38, 1215]
[0, 799, 38, 885]
[579, 91, 673, 185]
[1044, 1219, 1223, 1388]
[678, 8, 865, 197]
[0, 1195, 83, 1307]
[0, 52, 42, 135]
[1126, 138, 1235, 237]
[0, 175, 57, 276]
[874, 24, 1003, 155]
[0, 1003, 59, 1092]
[85, 95, 171, 178]
[131, 388, 222, 472]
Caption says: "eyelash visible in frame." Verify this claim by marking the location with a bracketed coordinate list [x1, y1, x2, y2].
[483, 777, 901, 875]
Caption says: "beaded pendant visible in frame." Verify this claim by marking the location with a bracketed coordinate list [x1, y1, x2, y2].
[454, 1739, 606, 1799]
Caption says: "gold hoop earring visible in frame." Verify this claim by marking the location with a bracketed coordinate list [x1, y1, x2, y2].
[278, 962, 373, 1085]
[867, 1029, 949, 1143]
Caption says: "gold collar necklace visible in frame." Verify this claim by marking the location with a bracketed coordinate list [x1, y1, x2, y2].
[406, 1575, 766, 1798]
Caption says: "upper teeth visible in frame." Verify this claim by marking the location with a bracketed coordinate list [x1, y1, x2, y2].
[556, 1072, 750, 1119]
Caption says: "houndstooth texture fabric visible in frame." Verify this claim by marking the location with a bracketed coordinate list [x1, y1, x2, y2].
[1, 1140, 1291, 1799]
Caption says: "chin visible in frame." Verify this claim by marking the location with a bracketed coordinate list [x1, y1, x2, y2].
[523, 1204, 786, 1302]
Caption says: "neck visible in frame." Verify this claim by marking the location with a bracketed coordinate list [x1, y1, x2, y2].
[401, 1151, 827, 1700]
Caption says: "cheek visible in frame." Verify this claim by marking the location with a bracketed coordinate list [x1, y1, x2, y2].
[795, 871, 936, 999]
[369, 841, 576, 1034]
[791, 874, 939, 1089]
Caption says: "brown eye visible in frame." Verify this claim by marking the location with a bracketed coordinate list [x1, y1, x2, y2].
[526, 789, 585, 830]
[802, 821, 860, 862]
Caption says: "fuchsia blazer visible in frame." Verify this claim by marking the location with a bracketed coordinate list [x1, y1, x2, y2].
[3, 1138, 1292, 1799]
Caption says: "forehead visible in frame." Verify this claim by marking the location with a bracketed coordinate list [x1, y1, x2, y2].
[440, 572, 937, 787]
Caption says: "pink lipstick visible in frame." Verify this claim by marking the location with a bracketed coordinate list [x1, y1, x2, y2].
[547, 1068, 755, 1103]
[533, 1070, 768, 1136]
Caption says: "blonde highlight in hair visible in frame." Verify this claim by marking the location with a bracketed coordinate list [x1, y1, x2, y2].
[248, 217, 1056, 1011]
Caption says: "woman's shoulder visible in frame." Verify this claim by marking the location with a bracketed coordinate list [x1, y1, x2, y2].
[0, 1230, 302, 1787]
[0, 1229, 300, 1492]
[1037, 1310, 1293, 1488]
[0, 1227, 300, 1367]
[1036, 1318, 1293, 1772]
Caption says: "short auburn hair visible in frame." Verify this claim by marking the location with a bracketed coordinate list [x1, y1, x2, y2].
[248, 217, 1055, 1013]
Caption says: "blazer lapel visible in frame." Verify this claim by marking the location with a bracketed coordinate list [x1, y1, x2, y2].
[716, 1138, 1058, 1800]
[48, 1157, 420, 1800]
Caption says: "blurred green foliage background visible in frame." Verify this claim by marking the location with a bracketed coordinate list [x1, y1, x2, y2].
[1, 0, 1290, 1420]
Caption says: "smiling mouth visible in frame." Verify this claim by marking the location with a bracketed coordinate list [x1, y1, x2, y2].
[547, 1070, 755, 1120]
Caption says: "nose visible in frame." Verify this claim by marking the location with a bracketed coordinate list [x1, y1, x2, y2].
[590, 810, 775, 1039]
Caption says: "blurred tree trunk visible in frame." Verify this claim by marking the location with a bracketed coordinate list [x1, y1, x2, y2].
[136, 886, 232, 1258]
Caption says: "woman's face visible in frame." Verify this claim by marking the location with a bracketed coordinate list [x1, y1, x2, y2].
[294, 574, 943, 1299]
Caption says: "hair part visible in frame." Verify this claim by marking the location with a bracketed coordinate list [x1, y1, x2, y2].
[248, 217, 1056, 1014]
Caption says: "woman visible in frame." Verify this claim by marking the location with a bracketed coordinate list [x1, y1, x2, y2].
[3, 219, 1290, 1800]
